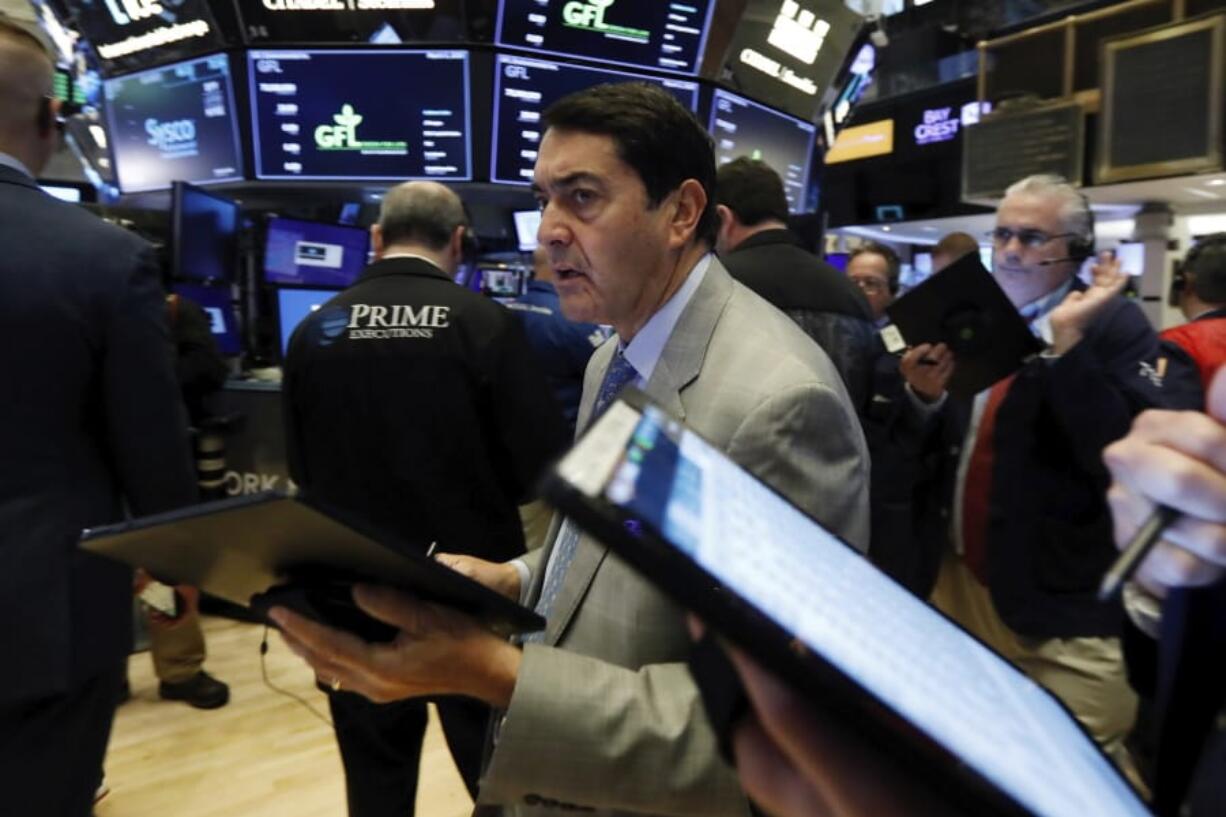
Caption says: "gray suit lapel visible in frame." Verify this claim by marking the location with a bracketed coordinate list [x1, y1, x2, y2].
[545, 261, 735, 645]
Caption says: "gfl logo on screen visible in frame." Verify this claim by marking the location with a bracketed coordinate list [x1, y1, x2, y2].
[103, 0, 164, 27]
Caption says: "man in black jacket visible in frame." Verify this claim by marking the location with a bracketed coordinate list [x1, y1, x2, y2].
[715, 157, 877, 412]
[283, 180, 568, 817]
[0, 17, 198, 815]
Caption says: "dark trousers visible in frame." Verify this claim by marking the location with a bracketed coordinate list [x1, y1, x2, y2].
[328, 691, 489, 817]
[0, 661, 125, 817]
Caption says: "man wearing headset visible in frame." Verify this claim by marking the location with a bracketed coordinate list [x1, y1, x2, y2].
[902, 175, 1202, 775]
[1162, 233, 1226, 392]
[0, 16, 199, 815]
[283, 181, 568, 817]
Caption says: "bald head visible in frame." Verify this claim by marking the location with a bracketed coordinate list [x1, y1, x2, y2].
[372, 181, 470, 273]
[0, 16, 56, 174]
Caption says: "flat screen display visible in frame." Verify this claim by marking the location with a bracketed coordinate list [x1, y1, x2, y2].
[719, 0, 863, 121]
[40, 184, 81, 203]
[557, 399, 1151, 817]
[173, 282, 241, 355]
[710, 89, 816, 213]
[173, 182, 239, 283]
[277, 288, 336, 358]
[62, 0, 225, 76]
[513, 209, 541, 251]
[103, 53, 243, 193]
[237, 0, 465, 45]
[248, 49, 472, 181]
[495, 0, 714, 75]
[491, 54, 700, 185]
[264, 217, 370, 289]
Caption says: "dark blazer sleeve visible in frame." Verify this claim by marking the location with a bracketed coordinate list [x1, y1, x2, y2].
[101, 247, 198, 514]
[1043, 299, 1204, 476]
[483, 314, 571, 504]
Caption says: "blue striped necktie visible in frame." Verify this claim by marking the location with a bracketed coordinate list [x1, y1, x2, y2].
[525, 350, 639, 641]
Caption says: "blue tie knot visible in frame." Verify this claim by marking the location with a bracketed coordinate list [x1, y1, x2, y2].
[591, 351, 639, 421]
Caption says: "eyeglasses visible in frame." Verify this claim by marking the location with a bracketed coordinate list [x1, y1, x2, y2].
[850, 276, 887, 294]
[988, 227, 1077, 249]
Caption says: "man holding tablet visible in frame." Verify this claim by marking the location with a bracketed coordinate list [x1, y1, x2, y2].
[272, 82, 868, 817]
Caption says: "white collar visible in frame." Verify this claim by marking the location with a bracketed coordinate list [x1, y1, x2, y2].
[620, 253, 712, 384]
[1022, 278, 1075, 346]
[0, 152, 34, 179]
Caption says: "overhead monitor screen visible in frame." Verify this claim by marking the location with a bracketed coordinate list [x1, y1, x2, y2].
[491, 54, 700, 185]
[63, 0, 225, 76]
[237, 0, 466, 45]
[513, 209, 542, 251]
[103, 53, 243, 193]
[720, 0, 863, 120]
[173, 182, 240, 283]
[173, 283, 241, 356]
[248, 50, 472, 181]
[495, 0, 715, 75]
[264, 217, 371, 289]
[710, 89, 816, 213]
[277, 288, 337, 358]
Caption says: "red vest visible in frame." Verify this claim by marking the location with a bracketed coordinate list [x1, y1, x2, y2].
[1161, 316, 1226, 392]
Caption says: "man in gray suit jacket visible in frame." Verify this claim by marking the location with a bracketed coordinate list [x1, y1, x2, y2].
[273, 83, 869, 817]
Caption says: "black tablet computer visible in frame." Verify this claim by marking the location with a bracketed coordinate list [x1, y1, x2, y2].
[885, 252, 1043, 399]
[80, 492, 544, 639]
[540, 389, 1148, 817]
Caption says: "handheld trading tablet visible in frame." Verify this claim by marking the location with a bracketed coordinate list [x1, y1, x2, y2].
[80, 492, 544, 640]
[540, 389, 1148, 817]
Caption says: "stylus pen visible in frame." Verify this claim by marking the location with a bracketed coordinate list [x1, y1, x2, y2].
[426, 541, 438, 559]
[1097, 505, 1181, 602]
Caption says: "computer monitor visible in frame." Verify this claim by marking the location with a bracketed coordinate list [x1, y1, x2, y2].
[103, 54, 243, 193]
[172, 182, 240, 283]
[513, 209, 542, 252]
[172, 283, 241, 356]
[39, 184, 81, 203]
[491, 55, 700, 185]
[826, 252, 849, 272]
[495, 0, 715, 75]
[264, 217, 370, 289]
[248, 49, 472, 181]
[277, 288, 337, 358]
[235, 0, 465, 45]
[710, 89, 817, 214]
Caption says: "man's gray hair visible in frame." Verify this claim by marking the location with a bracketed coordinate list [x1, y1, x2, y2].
[1004, 174, 1094, 245]
[378, 181, 468, 251]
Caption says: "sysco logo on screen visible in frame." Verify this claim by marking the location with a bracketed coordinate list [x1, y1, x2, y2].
[146, 118, 197, 151]
[103, 0, 165, 26]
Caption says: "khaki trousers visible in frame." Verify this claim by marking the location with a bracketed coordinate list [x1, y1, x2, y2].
[147, 609, 206, 684]
[930, 550, 1140, 780]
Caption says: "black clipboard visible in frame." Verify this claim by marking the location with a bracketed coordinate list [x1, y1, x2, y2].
[80, 492, 543, 640]
[885, 253, 1044, 398]
[538, 388, 1149, 817]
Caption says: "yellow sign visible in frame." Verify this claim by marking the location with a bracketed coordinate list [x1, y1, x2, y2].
[824, 119, 894, 164]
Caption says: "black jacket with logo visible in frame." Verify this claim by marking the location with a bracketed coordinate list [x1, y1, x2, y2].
[283, 257, 568, 563]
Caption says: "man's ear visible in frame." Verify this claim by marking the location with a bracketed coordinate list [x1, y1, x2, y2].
[370, 224, 385, 261]
[667, 178, 707, 249]
[38, 97, 61, 136]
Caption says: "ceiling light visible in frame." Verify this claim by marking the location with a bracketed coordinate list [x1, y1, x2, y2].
[1208, 179, 1226, 187]
[882, 226, 892, 232]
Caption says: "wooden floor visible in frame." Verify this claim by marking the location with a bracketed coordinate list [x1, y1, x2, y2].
[96, 616, 474, 817]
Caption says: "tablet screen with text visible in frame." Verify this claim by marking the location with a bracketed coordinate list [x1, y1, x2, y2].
[549, 396, 1148, 817]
